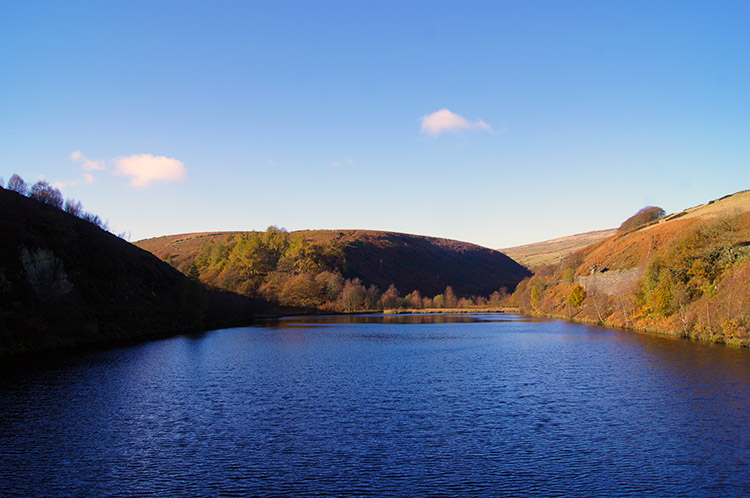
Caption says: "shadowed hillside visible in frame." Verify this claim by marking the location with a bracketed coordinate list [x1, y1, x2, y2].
[0, 187, 264, 358]
[137, 229, 531, 307]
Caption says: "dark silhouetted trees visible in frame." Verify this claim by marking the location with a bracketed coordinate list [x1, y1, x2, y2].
[7, 174, 28, 195]
[29, 180, 64, 208]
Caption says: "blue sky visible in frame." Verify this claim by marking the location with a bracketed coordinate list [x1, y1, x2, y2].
[2, 1, 749, 248]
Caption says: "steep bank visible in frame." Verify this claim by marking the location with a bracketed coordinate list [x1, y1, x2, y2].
[511, 190, 750, 346]
[0, 187, 263, 357]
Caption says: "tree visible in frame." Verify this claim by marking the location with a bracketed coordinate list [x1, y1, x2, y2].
[340, 278, 366, 312]
[316, 271, 344, 303]
[444, 286, 458, 308]
[187, 264, 201, 282]
[618, 206, 666, 232]
[7, 174, 28, 195]
[568, 284, 587, 308]
[365, 284, 381, 310]
[433, 294, 445, 308]
[381, 284, 401, 309]
[81, 211, 108, 230]
[405, 290, 423, 309]
[280, 274, 322, 307]
[64, 198, 84, 217]
[29, 180, 63, 208]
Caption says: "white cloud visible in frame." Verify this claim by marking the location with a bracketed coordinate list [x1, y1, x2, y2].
[420, 109, 492, 135]
[113, 153, 186, 188]
[83, 173, 95, 184]
[330, 159, 354, 167]
[70, 150, 105, 171]
[52, 178, 81, 190]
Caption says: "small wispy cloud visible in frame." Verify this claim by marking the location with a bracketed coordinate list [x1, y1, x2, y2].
[420, 109, 492, 136]
[330, 159, 354, 167]
[70, 150, 105, 171]
[113, 153, 186, 188]
[53, 180, 76, 190]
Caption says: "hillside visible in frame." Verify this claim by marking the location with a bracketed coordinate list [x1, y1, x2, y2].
[502, 229, 617, 267]
[0, 187, 263, 358]
[511, 190, 750, 346]
[570, 190, 750, 275]
[137, 229, 531, 307]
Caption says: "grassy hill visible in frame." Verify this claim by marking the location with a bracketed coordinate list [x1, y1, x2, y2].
[0, 187, 263, 358]
[502, 229, 617, 267]
[511, 190, 750, 346]
[570, 190, 750, 275]
[137, 229, 531, 305]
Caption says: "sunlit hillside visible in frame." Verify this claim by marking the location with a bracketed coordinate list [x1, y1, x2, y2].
[511, 190, 750, 346]
[137, 229, 531, 310]
[502, 229, 617, 267]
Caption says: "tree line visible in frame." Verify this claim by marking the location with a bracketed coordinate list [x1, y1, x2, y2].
[176, 227, 511, 312]
[3, 173, 110, 231]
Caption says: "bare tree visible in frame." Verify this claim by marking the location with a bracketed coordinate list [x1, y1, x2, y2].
[64, 198, 84, 217]
[30, 180, 64, 209]
[7, 174, 28, 195]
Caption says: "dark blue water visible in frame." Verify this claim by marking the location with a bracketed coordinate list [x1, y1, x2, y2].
[1, 314, 750, 497]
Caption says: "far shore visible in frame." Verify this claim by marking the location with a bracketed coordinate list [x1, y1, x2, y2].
[382, 307, 522, 315]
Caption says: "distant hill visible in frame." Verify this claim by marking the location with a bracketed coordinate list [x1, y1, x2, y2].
[502, 229, 617, 267]
[0, 187, 263, 358]
[137, 229, 531, 301]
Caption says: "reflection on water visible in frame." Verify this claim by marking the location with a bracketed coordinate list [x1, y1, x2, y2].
[260, 312, 549, 328]
[261, 313, 499, 326]
[1, 314, 749, 497]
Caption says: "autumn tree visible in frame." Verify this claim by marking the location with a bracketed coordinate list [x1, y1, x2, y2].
[340, 278, 366, 312]
[568, 284, 586, 307]
[280, 274, 322, 307]
[365, 284, 381, 310]
[316, 271, 344, 302]
[381, 284, 401, 309]
[444, 286, 458, 308]
[432, 293, 445, 308]
[405, 290, 423, 309]
[618, 206, 665, 232]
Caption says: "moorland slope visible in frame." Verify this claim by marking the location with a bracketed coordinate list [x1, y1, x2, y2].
[0, 187, 263, 358]
[502, 229, 617, 267]
[511, 190, 750, 346]
[137, 229, 531, 307]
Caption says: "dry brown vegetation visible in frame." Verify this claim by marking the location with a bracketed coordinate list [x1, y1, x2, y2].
[137, 229, 531, 312]
[502, 229, 617, 267]
[511, 190, 750, 346]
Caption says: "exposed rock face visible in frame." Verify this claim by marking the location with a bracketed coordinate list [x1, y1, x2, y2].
[1, 187, 262, 357]
[21, 247, 73, 302]
[577, 268, 643, 297]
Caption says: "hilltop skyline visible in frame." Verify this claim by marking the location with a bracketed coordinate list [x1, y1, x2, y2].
[2, 1, 749, 248]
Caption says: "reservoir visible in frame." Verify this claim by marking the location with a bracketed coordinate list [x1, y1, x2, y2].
[1, 314, 749, 497]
